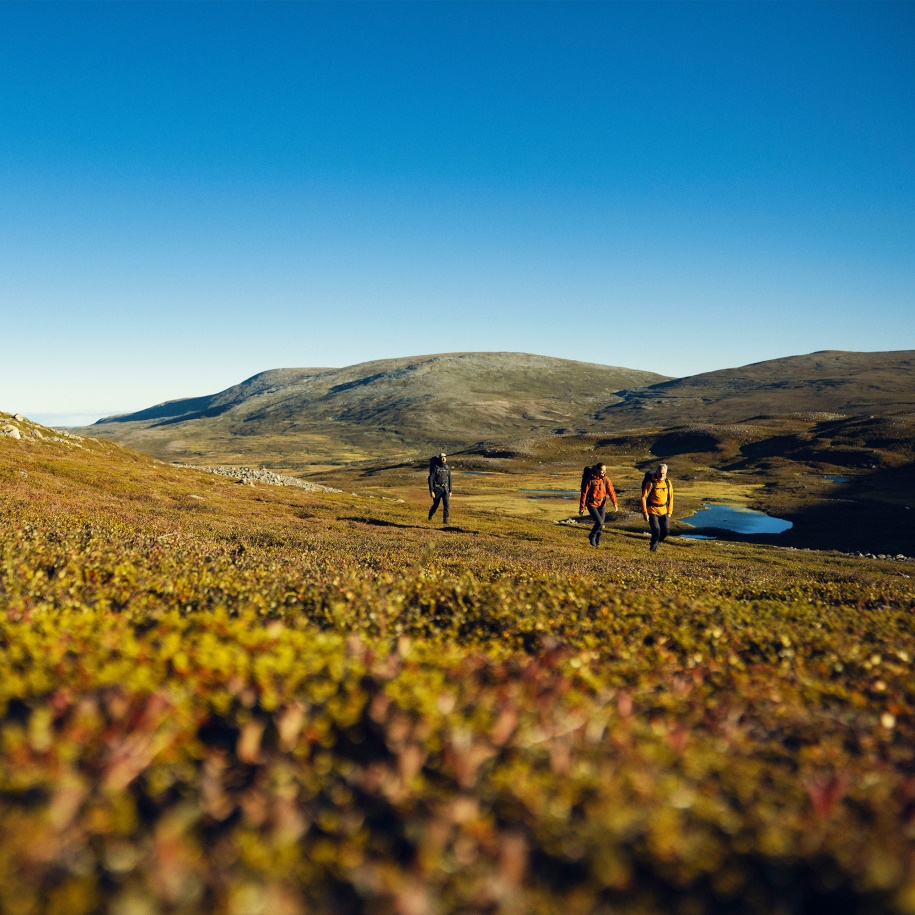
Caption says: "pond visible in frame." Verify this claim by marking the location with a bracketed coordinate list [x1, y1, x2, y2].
[823, 475, 850, 483]
[680, 503, 793, 536]
[520, 489, 579, 501]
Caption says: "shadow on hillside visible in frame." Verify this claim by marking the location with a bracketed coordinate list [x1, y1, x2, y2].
[95, 395, 225, 425]
[340, 517, 426, 530]
[649, 430, 722, 457]
[780, 462, 915, 555]
[357, 460, 423, 476]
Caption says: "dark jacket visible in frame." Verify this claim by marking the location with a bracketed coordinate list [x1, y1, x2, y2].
[428, 461, 452, 494]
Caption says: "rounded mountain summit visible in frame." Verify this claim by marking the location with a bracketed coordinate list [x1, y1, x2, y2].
[87, 353, 668, 467]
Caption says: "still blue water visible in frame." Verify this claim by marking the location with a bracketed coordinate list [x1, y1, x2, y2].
[823, 475, 850, 483]
[680, 504, 792, 535]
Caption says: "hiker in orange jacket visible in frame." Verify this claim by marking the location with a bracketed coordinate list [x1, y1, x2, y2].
[641, 463, 674, 552]
[579, 463, 618, 547]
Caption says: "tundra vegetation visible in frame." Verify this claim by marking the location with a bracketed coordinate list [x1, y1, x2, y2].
[1, 412, 914, 915]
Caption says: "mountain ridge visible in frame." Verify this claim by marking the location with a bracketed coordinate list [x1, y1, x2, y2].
[595, 349, 915, 426]
[74, 349, 915, 469]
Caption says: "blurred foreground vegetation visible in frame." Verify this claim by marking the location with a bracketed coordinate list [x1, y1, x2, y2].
[1, 427, 914, 914]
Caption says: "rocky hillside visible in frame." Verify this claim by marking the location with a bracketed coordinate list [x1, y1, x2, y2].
[78, 353, 668, 468]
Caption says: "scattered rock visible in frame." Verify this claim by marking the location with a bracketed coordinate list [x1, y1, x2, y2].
[13, 414, 25, 422]
[173, 464, 342, 493]
[1, 425, 21, 439]
[49, 436, 83, 448]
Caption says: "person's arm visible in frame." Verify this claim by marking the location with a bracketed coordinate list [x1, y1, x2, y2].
[428, 466, 434, 495]
[641, 480, 650, 518]
[579, 480, 588, 515]
[667, 481, 674, 516]
[447, 466, 452, 494]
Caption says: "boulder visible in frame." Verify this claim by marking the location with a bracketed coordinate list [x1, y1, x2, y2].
[1, 425, 21, 439]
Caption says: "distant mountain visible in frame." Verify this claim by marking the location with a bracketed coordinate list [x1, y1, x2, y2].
[595, 350, 915, 428]
[78, 350, 915, 469]
[84, 353, 667, 467]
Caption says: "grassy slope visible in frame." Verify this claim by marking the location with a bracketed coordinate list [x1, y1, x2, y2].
[1, 415, 914, 914]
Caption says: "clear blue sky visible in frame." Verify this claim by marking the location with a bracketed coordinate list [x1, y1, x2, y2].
[1, 1, 913, 424]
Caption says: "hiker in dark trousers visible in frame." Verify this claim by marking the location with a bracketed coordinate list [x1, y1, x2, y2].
[642, 463, 674, 552]
[428, 452, 452, 525]
[579, 463, 618, 547]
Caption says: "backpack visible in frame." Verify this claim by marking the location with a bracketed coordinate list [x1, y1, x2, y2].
[429, 457, 449, 489]
[581, 465, 596, 490]
[643, 471, 669, 503]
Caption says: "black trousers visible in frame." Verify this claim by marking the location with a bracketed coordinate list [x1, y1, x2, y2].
[429, 488, 450, 523]
[648, 514, 670, 549]
[587, 505, 606, 543]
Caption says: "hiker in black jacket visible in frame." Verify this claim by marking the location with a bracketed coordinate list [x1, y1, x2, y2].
[428, 452, 452, 525]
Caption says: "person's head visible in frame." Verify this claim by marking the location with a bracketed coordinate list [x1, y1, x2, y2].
[656, 463, 668, 480]
[440, 452, 447, 464]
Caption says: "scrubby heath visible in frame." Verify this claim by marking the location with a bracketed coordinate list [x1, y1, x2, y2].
[1, 426, 914, 915]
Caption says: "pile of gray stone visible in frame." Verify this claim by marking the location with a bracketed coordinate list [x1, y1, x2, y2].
[173, 463, 341, 493]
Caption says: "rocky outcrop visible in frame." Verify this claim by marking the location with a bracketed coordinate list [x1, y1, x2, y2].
[1, 412, 87, 446]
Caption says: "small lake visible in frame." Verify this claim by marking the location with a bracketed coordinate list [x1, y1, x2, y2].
[680, 504, 793, 535]
[823, 475, 850, 483]
[520, 489, 579, 501]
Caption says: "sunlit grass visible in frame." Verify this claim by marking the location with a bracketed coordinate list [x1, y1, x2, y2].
[1, 427, 914, 914]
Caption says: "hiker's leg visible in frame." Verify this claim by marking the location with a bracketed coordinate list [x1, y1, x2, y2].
[588, 505, 607, 546]
[429, 493, 441, 519]
[441, 490, 450, 524]
[588, 506, 604, 544]
[658, 515, 670, 543]
[648, 515, 661, 550]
